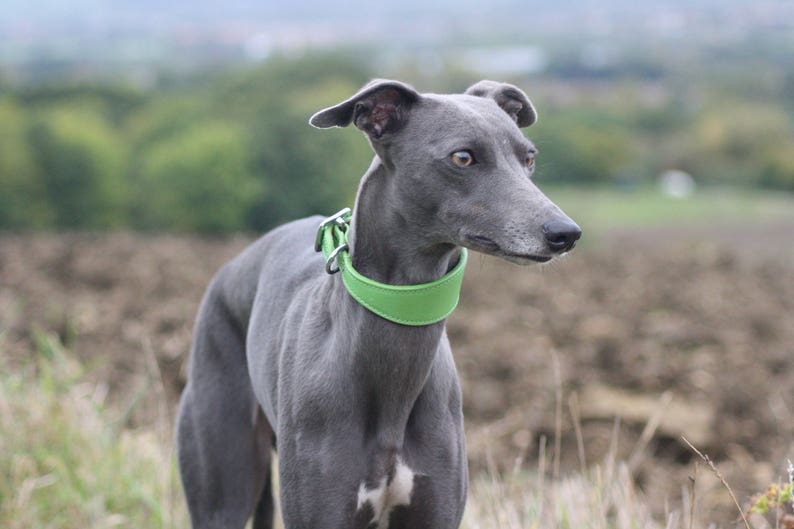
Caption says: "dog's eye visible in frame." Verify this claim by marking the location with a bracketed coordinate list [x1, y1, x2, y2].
[526, 154, 535, 171]
[451, 151, 476, 167]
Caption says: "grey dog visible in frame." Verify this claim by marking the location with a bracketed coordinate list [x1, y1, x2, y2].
[176, 79, 581, 529]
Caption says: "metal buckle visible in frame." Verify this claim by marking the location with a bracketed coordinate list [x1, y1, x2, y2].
[325, 243, 349, 274]
[314, 207, 351, 252]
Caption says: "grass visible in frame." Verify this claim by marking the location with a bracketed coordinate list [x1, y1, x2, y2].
[541, 185, 794, 235]
[0, 330, 186, 529]
[0, 330, 681, 529]
[6, 328, 791, 529]
[464, 461, 669, 529]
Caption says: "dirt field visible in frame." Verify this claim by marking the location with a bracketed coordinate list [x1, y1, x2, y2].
[1, 223, 792, 523]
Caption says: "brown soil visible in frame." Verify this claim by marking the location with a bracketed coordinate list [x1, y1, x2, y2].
[1, 225, 792, 524]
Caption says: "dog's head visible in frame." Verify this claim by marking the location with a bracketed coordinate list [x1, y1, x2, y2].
[310, 79, 581, 264]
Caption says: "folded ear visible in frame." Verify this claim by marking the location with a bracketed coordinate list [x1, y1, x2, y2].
[309, 79, 421, 140]
[465, 80, 537, 127]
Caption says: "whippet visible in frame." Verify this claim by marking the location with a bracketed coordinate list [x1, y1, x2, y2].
[176, 79, 581, 529]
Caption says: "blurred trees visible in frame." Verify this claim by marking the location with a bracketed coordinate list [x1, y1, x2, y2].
[532, 109, 635, 185]
[28, 106, 128, 229]
[0, 51, 792, 233]
[136, 122, 259, 233]
[0, 53, 370, 233]
[680, 103, 794, 188]
[211, 59, 371, 228]
[0, 100, 49, 228]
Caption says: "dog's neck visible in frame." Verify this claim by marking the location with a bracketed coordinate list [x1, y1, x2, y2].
[347, 157, 461, 286]
[339, 157, 461, 444]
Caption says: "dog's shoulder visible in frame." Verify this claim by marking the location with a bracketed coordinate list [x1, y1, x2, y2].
[222, 214, 327, 287]
[251, 215, 324, 261]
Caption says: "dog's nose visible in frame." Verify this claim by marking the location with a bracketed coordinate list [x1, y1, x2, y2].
[542, 218, 582, 253]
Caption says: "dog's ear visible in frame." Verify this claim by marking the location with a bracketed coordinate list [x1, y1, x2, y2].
[465, 80, 537, 128]
[309, 79, 421, 140]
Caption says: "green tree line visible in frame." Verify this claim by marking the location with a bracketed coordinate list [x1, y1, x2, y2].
[0, 55, 373, 232]
[1, 52, 793, 233]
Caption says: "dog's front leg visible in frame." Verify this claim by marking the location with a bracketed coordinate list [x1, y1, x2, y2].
[276, 417, 373, 529]
[276, 385, 467, 529]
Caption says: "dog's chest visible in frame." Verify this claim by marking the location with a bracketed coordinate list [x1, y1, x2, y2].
[355, 458, 416, 529]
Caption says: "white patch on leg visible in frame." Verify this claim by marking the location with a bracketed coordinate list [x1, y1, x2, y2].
[355, 459, 416, 529]
[389, 460, 414, 507]
[357, 476, 388, 522]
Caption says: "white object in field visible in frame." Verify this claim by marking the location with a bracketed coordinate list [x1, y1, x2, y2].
[658, 170, 695, 199]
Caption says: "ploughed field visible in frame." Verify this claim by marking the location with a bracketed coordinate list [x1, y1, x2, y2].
[1, 222, 792, 522]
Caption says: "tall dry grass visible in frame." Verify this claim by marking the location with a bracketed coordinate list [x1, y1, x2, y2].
[0, 330, 185, 528]
[1, 331, 684, 529]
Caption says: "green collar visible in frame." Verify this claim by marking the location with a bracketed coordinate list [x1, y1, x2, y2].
[315, 208, 467, 326]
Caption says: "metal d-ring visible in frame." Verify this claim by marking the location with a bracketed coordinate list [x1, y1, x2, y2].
[325, 243, 349, 274]
[315, 207, 352, 252]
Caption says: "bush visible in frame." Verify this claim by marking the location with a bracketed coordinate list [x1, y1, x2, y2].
[136, 121, 261, 232]
[532, 110, 635, 184]
[0, 100, 51, 228]
[28, 107, 128, 229]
